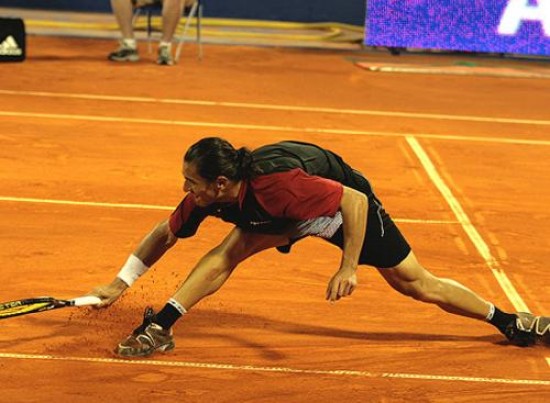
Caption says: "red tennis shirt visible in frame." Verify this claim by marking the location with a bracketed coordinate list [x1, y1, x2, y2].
[169, 168, 343, 237]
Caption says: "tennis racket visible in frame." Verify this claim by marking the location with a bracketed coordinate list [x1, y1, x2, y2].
[0, 295, 101, 320]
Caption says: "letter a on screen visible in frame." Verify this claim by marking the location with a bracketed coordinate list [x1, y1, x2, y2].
[498, 0, 550, 36]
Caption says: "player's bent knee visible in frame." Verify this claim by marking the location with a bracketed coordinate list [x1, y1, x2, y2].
[412, 278, 446, 303]
[403, 282, 428, 301]
[381, 256, 447, 304]
[397, 277, 444, 303]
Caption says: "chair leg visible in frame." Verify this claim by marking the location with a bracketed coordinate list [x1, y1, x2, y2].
[147, 10, 153, 54]
[197, 2, 203, 61]
[174, 1, 200, 63]
[132, 8, 142, 25]
[132, 8, 142, 48]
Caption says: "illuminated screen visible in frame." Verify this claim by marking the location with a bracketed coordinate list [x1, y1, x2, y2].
[365, 1, 550, 56]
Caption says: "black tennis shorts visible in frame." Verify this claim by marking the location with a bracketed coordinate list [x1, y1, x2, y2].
[325, 197, 411, 269]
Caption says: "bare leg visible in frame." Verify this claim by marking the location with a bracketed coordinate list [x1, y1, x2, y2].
[378, 251, 491, 320]
[111, 0, 135, 38]
[172, 228, 289, 310]
[161, 0, 185, 43]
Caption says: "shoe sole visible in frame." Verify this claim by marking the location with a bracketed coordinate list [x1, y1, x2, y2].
[108, 56, 140, 62]
[116, 341, 175, 358]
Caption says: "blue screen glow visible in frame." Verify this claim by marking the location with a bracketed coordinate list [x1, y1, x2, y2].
[365, 1, 550, 56]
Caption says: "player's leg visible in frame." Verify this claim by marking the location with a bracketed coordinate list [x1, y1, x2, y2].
[377, 250, 492, 319]
[330, 189, 550, 347]
[108, 0, 139, 61]
[116, 227, 289, 357]
[377, 251, 550, 346]
[169, 227, 289, 309]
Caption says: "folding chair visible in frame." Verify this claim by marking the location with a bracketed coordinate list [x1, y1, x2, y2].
[132, 0, 203, 62]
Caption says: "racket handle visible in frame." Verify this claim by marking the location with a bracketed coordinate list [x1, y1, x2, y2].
[71, 296, 102, 307]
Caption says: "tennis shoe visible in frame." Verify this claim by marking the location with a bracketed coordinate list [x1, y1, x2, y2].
[116, 306, 175, 357]
[505, 312, 550, 347]
[157, 45, 174, 66]
[108, 42, 139, 62]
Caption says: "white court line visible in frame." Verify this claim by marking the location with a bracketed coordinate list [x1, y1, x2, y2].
[1, 110, 550, 147]
[0, 353, 548, 386]
[1, 89, 549, 126]
[405, 137, 550, 380]
[0, 196, 174, 211]
[0, 195, 457, 225]
[406, 136, 529, 313]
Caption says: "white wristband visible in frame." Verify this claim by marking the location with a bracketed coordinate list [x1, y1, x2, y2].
[117, 254, 149, 287]
[485, 303, 496, 321]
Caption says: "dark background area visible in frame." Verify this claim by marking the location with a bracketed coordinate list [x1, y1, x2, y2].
[0, 0, 366, 26]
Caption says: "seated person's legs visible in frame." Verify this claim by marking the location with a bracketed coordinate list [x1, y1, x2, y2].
[108, 0, 140, 62]
[157, 0, 186, 65]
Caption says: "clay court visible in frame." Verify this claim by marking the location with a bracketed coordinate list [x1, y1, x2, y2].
[1, 35, 550, 401]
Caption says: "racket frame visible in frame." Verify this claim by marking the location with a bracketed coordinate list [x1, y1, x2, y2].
[0, 296, 100, 319]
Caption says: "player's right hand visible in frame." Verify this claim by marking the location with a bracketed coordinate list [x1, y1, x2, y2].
[325, 266, 357, 303]
[88, 278, 128, 308]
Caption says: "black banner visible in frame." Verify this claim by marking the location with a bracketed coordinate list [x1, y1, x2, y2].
[0, 18, 25, 62]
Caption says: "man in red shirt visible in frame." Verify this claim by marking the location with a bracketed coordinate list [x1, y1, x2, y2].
[92, 137, 549, 357]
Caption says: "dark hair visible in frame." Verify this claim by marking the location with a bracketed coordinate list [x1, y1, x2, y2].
[184, 137, 253, 181]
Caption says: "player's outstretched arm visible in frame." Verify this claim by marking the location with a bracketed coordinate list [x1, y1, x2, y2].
[91, 219, 178, 307]
[326, 186, 368, 302]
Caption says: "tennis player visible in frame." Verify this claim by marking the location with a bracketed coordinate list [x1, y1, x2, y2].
[91, 137, 550, 357]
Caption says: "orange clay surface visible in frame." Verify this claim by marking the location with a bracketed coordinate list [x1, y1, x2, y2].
[0, 36, 550, 401]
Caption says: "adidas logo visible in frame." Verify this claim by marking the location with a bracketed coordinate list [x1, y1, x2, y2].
[0, 35, 23, 56]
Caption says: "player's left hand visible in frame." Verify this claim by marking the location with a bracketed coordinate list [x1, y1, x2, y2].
[88, 277, 128, 308]
[326, 267, 357, 302]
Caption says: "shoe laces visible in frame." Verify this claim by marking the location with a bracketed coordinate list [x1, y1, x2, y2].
[132, 306, 156, 335]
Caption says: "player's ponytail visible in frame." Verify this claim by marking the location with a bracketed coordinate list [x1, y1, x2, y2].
[184, 137, 254, 181]
[235, 147, 253, 179]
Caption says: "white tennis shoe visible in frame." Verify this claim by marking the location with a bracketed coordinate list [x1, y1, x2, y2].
[116, 307, 175, 357]
[505, 313, 550, 347]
